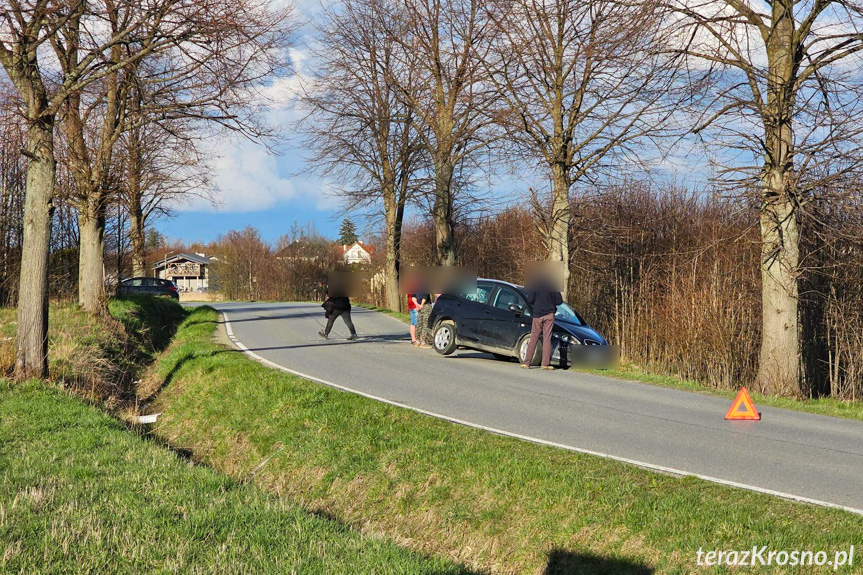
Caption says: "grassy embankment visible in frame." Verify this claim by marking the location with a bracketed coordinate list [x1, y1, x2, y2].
[145, 304, 863, 575]
[352, 300, 863, 420]
[0, 298, 475, 575]
[0, 296, 185, 407]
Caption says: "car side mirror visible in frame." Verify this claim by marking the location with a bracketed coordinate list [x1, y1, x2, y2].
[508, 303, 524, 313]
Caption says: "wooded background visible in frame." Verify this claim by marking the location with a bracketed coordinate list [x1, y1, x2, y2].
[3, 0, 863, 400]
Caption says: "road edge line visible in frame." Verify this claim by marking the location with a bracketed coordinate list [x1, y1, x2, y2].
[221, 310, 863, 517]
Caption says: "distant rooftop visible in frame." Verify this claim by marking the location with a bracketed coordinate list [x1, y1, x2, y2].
[152, 252, 211, 269]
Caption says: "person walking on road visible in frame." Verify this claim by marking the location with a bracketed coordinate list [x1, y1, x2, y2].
[319, 293, 358, 340]
[521, 285, 562, 369]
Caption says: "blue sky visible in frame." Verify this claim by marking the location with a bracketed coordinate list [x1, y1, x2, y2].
[152, 0, 711, 247]
[154, 0, 347, 245]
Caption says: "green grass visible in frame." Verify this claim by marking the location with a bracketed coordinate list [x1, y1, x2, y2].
[581, 365, 863, 421]
[0, 380, 476, 575]
[147, 306, 863, 575]
[1, 296, 186, 407]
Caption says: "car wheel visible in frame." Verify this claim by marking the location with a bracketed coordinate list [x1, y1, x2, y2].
[518, 335, 541, 366]
[433, 320, 458, 356]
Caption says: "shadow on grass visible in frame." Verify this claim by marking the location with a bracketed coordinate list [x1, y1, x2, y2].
[544, 549, 654, 575]
[138, 346, 243, 405]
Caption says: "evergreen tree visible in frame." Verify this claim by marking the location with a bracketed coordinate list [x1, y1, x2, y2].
[145, 229, 164, 251]
[338, 218, 359, 245]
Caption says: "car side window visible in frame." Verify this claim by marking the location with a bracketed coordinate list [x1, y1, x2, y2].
[127, 278, 143, 287]
[461, 283, 493, 304]
[492, 287, 526, 312]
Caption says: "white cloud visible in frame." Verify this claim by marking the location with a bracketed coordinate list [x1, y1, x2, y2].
[175, 138, 296, 212]
[170, 131, 344, 214]
[169, 39, 341, 215]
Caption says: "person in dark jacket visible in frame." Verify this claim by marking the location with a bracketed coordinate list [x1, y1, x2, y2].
[319, 293, 358, 340]
[521, 287, 563, 369]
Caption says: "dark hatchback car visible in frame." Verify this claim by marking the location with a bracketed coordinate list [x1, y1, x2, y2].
[117, 277, 180, 300]
[428, 278, 609, 367]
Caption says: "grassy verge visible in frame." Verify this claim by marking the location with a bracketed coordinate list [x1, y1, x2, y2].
[148, 306, 863, 575]
[1, 296, 185, 407]
[1, 298, 475, 574]
[0, 380, 474, 575]
[581, 365, 863, 421]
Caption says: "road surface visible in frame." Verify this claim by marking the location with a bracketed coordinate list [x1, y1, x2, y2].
[205, 301, 863, 514]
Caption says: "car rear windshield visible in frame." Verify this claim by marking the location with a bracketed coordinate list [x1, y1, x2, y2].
[458, 283, 493, 304]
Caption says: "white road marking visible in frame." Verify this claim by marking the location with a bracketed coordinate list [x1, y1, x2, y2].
[220, 311, 863, 516]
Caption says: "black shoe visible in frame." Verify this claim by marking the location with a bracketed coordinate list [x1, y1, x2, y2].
[347, 334, 358, 341]
[318, 330, 327, 339]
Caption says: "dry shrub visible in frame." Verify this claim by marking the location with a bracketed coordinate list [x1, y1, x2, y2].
[0, 304, 144, 407]
[398, 184, 863, 397]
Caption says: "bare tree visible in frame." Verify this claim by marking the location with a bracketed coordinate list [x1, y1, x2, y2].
[55, 0, 292, 312]
[487, 0, 678, 298]
[303, 0, 422, 311]
[390, 0, 498, 265]
[0, 0, 293, 375]
[668, 0, 863, 395]
[0, 0, 184, 376]
[122, 112, 209, 278]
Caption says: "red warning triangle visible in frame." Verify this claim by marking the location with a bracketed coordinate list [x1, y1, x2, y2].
[725, 387, 760, 420]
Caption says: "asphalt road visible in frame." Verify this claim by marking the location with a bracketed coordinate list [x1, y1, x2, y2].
[207, 301, 863, 514]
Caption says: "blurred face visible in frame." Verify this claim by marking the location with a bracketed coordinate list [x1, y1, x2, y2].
[327, 271, 368, 297]
[399, 265, 477, 295]
[524, 261, 564, 292]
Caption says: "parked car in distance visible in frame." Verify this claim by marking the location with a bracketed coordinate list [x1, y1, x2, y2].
[428, 278, 615, 368]
[117, 277, 180, 300]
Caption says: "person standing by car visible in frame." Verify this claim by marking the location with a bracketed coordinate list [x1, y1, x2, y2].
[319, 292, 358, 340]
[408, 293, 429, 347]
[521, 284, 563, 370]
[415, 293, 433, 348]
[407, 293, 419, 345]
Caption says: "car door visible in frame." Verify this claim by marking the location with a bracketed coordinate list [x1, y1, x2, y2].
[477, 286, 531, 353]
[144, 278, 161, 295]
[453, 282, 495, 342]
[124, 278, 144, 295]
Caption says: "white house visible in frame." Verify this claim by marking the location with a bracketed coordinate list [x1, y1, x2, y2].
[342, 241, 374, 265]
[153, 253, 213, 291]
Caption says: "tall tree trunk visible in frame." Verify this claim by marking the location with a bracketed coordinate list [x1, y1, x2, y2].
[756, 3, 800, 396]
[548, 161, 571, 299]
[129, 205, 146, 277]
[433, 157, 456, 266]
[383, 181, 404, 312]
[756, 174, 799, 396]
[127, 139, 147, 277]
[77, 197, 106, 312]
[15, 115, 56, 380]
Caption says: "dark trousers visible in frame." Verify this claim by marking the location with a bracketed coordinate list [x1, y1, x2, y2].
[524, 312, 554, 366]
[325, 308, 356, 336]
